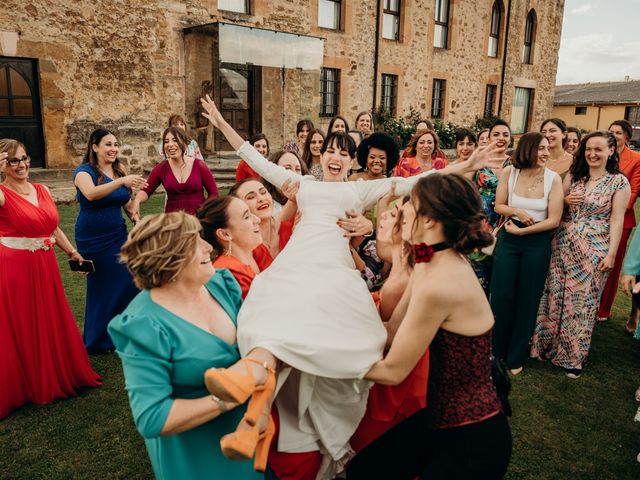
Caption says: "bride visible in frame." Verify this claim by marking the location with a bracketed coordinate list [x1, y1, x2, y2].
[199, 95, 501, 477]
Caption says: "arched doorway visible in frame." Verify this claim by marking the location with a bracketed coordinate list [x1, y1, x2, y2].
[0, 58, 45, 168]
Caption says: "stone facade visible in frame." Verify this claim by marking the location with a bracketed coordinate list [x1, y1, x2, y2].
[0, 0, 564, 170]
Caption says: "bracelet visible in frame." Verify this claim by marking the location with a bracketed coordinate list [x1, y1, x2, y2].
[363, 228, 374, 238]
[211, 394, 227, 413]
[68, 249, 77, 257]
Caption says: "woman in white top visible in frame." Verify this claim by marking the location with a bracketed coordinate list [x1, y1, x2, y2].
[490, 132, 564, 375]
[198, 95, 502, 477]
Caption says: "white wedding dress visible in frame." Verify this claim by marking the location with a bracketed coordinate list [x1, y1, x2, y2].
[235, 142, 433, 478]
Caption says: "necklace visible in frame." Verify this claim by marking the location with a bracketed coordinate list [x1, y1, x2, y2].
[413, 242, 451, 263]
[520, 170, 544, 193]
[588, 173, 606, 182]
[6, 183, 31, 195]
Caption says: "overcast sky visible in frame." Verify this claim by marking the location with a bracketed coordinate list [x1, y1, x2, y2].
[556, 0, 640, 85]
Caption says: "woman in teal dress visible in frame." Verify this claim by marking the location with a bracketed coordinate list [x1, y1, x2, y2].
[108, 212, 265, 480]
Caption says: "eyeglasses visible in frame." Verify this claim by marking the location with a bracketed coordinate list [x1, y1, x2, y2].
[6, 156, 30, 167]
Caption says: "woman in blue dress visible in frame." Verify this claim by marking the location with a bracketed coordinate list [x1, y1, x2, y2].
[109, 212, 265, 479]
[73, 128, 145, 353]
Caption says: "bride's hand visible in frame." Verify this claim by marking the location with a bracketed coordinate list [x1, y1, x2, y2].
[200, 94, 225, 129]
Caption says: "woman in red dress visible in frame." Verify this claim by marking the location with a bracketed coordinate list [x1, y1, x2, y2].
[350, 194, 429, 452]
[197, 195, 273, 299]
[131, 127, 218, 217]
[0, 139, 101, 419]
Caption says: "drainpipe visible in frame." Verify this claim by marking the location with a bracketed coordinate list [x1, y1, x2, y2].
[497, 0, 512, 117]
[372, 0, 382, 116]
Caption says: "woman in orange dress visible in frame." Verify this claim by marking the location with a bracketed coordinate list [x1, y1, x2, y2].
[393, 129, 448, 178]
[197, 196, 271, 299]
[0, 139, 100, 418]
[350, 193, 429, 452]
[598, 120, 640, 328]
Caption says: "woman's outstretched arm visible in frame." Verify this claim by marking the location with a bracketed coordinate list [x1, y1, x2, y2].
[201, 95, 302, 189]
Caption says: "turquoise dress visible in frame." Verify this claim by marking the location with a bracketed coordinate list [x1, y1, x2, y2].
[108, 269, 264, 480]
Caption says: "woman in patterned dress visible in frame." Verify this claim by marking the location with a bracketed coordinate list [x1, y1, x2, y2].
[530, 131, 630, 378]
[466, 119, 512, 293]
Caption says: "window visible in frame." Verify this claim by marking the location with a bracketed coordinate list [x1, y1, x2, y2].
[0, 64, 34, 117]
[381, 74, 398, 116]
[625, 106, 640, 125]
[511, 87, 533, 134]
[218, 0, 249, 14]
[484, 84, 497, 118]
[320, 68, 340, 116]
[382, 0, 401, 40]
[431, 79, 446, 119]
[575, 106, 587, 115]
[434, 0, 450, 48]
[488, 1, 502, 57]
[522, 9, 536, 64]
[319, 0, 341, 30]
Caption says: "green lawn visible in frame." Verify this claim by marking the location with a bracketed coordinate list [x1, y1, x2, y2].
[1, 194, 639, 479]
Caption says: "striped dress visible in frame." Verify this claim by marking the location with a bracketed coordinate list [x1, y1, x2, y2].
[530, 173, 629, 369]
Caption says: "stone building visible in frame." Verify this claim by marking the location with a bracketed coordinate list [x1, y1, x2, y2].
[0, 0, 564, 170]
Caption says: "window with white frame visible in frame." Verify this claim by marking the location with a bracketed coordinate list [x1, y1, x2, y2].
[381, 74, 398, 116]
[319, 0, 341, 30]
[320, 68, 340, 116]
[488, 1, 502, 57]
[382, 0, 401, 40]
[434, 0, 450, 48]
[218, 0, 249, 14]
[511, 87, 533, 134]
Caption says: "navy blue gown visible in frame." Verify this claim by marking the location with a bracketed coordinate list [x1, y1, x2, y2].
[74, 164, 138, 352]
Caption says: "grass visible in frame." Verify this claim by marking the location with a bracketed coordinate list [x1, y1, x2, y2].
[1, 194, 639, 479]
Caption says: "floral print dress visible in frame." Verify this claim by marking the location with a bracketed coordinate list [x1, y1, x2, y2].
[530, 173, 629, 369]
[469, 167, 501, 294]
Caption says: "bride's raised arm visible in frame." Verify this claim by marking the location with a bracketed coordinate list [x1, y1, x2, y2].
[200, 95, 303, 189]
[355, 142, 503, 209]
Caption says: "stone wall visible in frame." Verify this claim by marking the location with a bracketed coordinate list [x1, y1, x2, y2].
[0, 0, 565, 170]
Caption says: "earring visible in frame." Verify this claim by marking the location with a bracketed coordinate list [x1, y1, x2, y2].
[225, 237, 233, 256]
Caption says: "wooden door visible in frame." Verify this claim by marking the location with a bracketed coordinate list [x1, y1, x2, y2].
[0, 58, 45, 168]
[216, 63, 262, 151]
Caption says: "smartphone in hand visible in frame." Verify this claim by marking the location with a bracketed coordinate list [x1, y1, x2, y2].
[68, 259, 95, 273]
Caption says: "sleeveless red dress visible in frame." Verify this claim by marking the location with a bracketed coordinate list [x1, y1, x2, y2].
[0, 184, 101, 418]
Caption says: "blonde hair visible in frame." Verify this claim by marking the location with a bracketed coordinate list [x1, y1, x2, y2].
[0, 138, 26, 175]
[120, 212, 202, 289]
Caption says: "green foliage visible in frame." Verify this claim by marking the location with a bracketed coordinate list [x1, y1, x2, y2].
[375, 106, 421, 149]
[432, 119, 459, 149]
[472, 114, 502, 133]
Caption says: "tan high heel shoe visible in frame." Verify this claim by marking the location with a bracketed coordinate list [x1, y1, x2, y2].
[204, 357, 271, 404]
[220, 415, 276, 472]
[243, 365, 276, 427]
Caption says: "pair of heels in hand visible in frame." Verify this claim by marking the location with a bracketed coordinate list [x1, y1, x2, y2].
[205, 358, 277, 472]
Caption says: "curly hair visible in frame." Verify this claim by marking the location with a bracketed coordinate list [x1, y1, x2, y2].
[356, 132, 399, 176]
[120, 212, 203, 289]
[410, 174, 493, 254]
[570, 131, 620, 182]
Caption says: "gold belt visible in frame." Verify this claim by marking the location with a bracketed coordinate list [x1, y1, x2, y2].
[0, 236, 56, 251]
